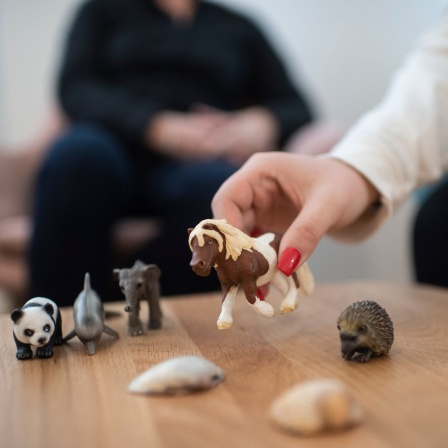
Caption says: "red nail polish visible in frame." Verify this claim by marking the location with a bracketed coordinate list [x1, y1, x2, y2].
[277, 247, 302, 276]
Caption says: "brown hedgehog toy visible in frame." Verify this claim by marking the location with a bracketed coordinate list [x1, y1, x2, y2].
[337, 300, 394, 363]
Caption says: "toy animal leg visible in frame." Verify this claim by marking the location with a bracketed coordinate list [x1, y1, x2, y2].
[54, 309, 64, 346]
[36, 341, 55, 358]
[217, 285, 238, 330]
[13, 335, 33, 360]
[269, 270, 289, 296]
[16, 346, 33, 360]
[296, 262, 315, 296]
[243, 283, 275, 318]
[356, 349, 374, 363]
[147, 291, 162, 330]
[269, 271, 299, 313]
[277, 273, 300, 314]
[127, 304, 143, 336]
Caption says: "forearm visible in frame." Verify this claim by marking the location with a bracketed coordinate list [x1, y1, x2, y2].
[326, 17, 448, 240]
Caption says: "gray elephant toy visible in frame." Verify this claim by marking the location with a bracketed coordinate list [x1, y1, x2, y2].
[64, 273, 119, 355]
[113, 260, 162, 336]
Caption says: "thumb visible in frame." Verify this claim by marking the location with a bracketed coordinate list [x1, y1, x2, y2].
[277, 202, 331, 276]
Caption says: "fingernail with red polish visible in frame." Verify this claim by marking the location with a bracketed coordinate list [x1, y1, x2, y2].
[277, 247, 302, 276]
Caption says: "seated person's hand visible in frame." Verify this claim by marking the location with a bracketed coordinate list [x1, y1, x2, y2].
[195, 106, 279, 165]
[146, 106, 279, 165]
[146, 110, 226, 159]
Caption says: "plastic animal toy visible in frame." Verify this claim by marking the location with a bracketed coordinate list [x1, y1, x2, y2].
[337, 300, 394, 363]
[113, 260, 162, 336]
[188, 219, 315, 330]
[64, 273, 119, 355]
[10, 297, 63, 360]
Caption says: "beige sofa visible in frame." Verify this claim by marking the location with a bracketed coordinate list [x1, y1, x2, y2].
[0, 109, 159, 306]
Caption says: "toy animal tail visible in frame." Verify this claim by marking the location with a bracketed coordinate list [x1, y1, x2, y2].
[84, 272, 92, 292]
[297, 262, 315, 296]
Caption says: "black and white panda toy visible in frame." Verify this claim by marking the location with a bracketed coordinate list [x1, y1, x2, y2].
[11, 297, 63, 360]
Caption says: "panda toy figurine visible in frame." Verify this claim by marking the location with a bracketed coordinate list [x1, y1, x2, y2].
[11, 297, 63, 360]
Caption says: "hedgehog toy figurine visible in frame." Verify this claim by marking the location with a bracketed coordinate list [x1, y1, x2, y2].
[336, 300, 394, 363]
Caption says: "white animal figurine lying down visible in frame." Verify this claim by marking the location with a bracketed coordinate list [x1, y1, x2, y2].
[128, 356, 225, 395]
[11, 297, 63, 360]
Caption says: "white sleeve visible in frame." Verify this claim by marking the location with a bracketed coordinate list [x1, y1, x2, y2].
[324, 16, 448, 242]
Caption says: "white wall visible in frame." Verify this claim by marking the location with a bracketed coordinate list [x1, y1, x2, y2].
[1, 0, 447, 283]
[0, 0, 79, 144]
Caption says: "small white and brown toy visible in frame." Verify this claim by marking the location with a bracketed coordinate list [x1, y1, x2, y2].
[188, 219, 315, 330]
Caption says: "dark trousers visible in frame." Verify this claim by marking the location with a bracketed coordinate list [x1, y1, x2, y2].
[28, 124, 237, 305]
[413, 178, 448, 288]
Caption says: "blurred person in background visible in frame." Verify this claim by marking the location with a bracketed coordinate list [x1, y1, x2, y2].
[28, 0, 323, 305]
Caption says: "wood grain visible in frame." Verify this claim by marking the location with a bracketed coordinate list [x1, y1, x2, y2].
[1, 281, 448, 448]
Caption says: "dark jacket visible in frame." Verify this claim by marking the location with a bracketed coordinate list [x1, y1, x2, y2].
[58, 0, 313, 146]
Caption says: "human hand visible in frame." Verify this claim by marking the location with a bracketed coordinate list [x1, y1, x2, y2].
[196, 106, 279, 165]
[146, 107, 278, 163]
[212, 152, 380, 274]
[146, 111, 227, 159]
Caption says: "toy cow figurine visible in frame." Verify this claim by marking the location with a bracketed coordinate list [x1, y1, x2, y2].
[64, 273, 119, 355]
[113, 260, 162, 336]
[11, 297, 63, 360]
[188, 219, 315, 330]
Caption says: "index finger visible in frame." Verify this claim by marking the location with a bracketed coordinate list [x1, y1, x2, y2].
[211, 170, 257, 233]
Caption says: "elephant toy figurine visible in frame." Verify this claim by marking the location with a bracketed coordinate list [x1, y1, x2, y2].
[113, 260, 162, 336]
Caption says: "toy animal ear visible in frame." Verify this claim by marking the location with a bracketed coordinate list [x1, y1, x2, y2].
[187, 228, 193, 235]
[144, 264, 161, 281]
[44, 303, 54, 316]
[11, 309, 24, 323]
[133, 259, 146, 269]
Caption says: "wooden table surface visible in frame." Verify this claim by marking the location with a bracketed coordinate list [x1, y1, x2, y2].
[1, 281, 448, 448]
